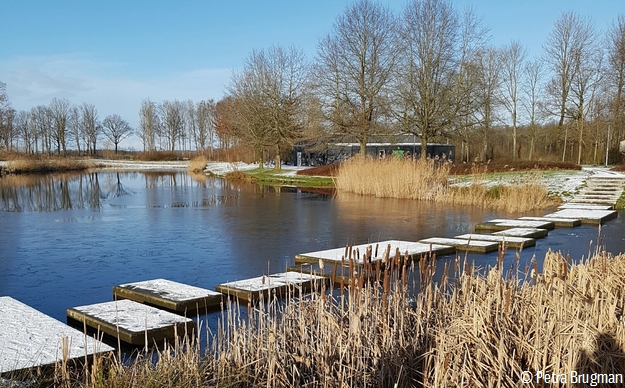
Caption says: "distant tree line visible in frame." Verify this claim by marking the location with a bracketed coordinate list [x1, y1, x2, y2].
[2, 0, 625, 166]
[0, 85, 133, 155]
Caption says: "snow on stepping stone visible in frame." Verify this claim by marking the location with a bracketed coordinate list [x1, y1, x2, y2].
[418, 237, 499, 253]
[544, 209, 617, 225]
[66, 299, 195, 346]
[215, 272, 328, 303]
[475, 219, 555, 231]
[113, 279, 222, 314]
[0, 296, 114, 374]
[518, 216, 581, 228]
[558, 203, 613, 210]
[295, 240, 455, 265]
[492, 228, 548, 239]
[454, 234, 535, 249]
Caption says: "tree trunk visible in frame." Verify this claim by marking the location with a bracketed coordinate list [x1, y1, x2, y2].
[274, 144, 281, 170]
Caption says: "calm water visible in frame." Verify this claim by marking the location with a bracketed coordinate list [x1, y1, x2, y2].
[1, 170, 624, 332]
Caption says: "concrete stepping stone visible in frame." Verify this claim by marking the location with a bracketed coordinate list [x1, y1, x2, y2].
[113, 279, 222, 314]
[0, 296, 114, 374]
[475, 219, 555, 231]
[295, 240, 455, 265]
[454, 233, 535, 248]
[215, 272, 327, 303]
[558, 203, 613, 210]
[492, 228, 548, 239]
[66, 299, 195, 346]
[544, 209, 618, 225]
[518, 216, 581, 227]
[418, 237, 499, 253]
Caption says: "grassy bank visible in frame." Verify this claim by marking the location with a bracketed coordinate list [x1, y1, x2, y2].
[336, 157, 558, 212]
[225, 167, 334, 188]
[11, 248, 625, 387]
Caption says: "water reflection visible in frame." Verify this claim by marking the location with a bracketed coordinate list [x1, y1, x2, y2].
[0, 171, 253, 212]
[0, 173, 106, 212]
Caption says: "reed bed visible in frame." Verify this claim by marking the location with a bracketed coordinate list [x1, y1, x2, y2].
[2, 158, 89, 175]
[335, 156, 558, 212]
[17, 247, 625, 387]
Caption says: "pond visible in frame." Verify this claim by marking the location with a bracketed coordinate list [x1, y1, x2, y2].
[1, 170, 624, 342]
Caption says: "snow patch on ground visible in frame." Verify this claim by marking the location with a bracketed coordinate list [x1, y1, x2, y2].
[92, 160, 189, 170]
[203, 161, 312, 177]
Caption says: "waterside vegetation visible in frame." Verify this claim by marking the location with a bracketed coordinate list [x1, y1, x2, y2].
[335, 156, 560, 213]
[6, 247, 625, 387]
[0, 157, 91, 176]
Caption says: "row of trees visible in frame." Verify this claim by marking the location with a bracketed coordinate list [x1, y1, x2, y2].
[220, 0, 625, 165]
[0, 83, 217, 156]
[2, 0, 624, 165]
[0, 85, 133, 155]
[137, 99, 217, 155]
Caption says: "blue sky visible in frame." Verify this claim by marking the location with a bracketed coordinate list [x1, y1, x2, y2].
[1, 0, 622, 149]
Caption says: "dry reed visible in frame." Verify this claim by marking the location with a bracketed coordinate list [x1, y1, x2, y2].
[187, 156, 208, 174]
[3, 158, 89, 175]
[335, 156, 558, 212]
[28, 247, 625, 387]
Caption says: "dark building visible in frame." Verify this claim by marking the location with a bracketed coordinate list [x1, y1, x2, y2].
[292, 142, 455, 166]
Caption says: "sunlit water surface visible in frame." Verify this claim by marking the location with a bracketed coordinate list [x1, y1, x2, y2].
[1, 171, 623, 346]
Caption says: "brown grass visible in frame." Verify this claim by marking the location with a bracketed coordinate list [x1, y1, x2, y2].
[3, 158, 90, 175]
[23, 248, 625, 387]
[187, 156, 208, 174]
[335, 156, 558, 212]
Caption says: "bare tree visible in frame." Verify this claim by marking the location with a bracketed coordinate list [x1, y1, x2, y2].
[68, 105, 81, 155]
[0, 81, 16, 151]
[49, 97, 71, 154]
[214, 97, 240, 151]
[138, 99, 159, 152]
[395, 0, 460, 159]
[14, 110, 35, 153]
[607, 15, 625, 152]
[501, 41, 527, 159]
[196, 99, 216, 155]
[543, 12, 597, 160]
[102, 114, 133, 154]
[80, 103, 99, 155]
[31, 105, 53, 154]
[567, 35, 603, 164]
[228, 45, 307, 168]
[160, 100, 185, 153]
[312, 0, 398, 154]
[522, 59, 545, 160]
[472, 47, 502, 161]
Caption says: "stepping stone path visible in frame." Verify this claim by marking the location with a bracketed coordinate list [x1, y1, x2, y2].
[565, 167, 625, 208]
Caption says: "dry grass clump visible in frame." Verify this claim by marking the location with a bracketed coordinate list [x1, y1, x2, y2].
[187, 156, 208, 174]
[336, 157, 558, 212]
[224, 170, 258, 183]
[4, 158, 89, 175]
